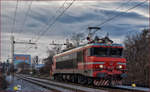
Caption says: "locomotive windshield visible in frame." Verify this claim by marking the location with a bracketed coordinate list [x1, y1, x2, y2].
[92, 47, 108, 56]
[109, 48, 123, 57]
[91, 47, 123, 57]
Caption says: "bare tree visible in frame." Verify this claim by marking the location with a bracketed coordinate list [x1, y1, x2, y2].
[123, 29, 149, 87]
[39, 49, 55, 75]
[32, 56, 39, 65]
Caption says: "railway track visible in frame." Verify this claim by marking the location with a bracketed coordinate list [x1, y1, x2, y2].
[16, 74, 149, 92]
[16, 74, 107, 92]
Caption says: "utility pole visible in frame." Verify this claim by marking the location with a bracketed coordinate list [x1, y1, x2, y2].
[10, 35, 14, 64]
[10, 35, 36, 64]
[10, 35, 36, 82]
[10, 35, 14, 83]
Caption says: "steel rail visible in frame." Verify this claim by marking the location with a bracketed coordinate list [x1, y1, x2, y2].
[16, 75, 75, 92]
[16, 74, 150, 92]
[16, 74, 107, 92]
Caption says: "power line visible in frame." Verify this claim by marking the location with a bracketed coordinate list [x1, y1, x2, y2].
[24, 0, 75, 53]
[34, 0, 75, 42]
[15, 1, 33, 52]
[12, 0, 19, 35]
[17, 1, 33, 36]
[78, 0, 134, 36]
[30, 0, 70, 42]
[33, 0, 75, 42]
[115, 0, 133, 10]
[56, 0, 68, 13]
[78, 0, 147, 40]
[17, 0, 65, 52]
[96, 0, 148, 27]
[19, 0, 69, 53]
[24, 0, 146, 53]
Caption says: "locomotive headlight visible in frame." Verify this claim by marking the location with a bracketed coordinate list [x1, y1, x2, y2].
[118, 65, 123, 69]
[99, 65, 104, 68]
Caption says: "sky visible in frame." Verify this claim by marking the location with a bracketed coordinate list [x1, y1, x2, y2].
[1, 0, 149, 62]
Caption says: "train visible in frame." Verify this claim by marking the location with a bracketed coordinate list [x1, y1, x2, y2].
[50, 36, 127, 86]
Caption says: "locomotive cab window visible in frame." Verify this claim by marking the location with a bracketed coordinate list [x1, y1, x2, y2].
[110, 48, 123, 57]
[91, 47, 108, 57]
[90, 47, 123, 57]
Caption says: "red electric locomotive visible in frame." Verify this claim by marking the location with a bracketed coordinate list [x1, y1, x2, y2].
[50, 38, 127, 86]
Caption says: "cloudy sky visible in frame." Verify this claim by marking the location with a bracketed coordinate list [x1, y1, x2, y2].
[1, 0, 149, 62]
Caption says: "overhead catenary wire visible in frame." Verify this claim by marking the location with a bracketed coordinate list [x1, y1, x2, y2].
[56, 0, 68, 13]
[95, 0, 148, 27]
[64, 0, 148, 45]
[24, 0, 147, 53]
[14, 1, 33, 53]
[29, 0, 69, 42]
[16, 0, 68, 53]
[24, 0, 71, 53]
[11, 0, 19, 35]
[33, 0, 75, 43]
[77, 0, 148, 41]
[34, 0, 75, 42]
[115, 0, 133, 10]
[17, 1, 33, 36]
[78, 0, 134, 36]
[17, 0, 65, 41]
[24, 0, 75, 53]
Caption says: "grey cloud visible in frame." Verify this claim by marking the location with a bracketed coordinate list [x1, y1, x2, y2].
[1, 1, 149, 61]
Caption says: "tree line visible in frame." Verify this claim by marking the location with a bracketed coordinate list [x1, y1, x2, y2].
[123, 29, 149, 87]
